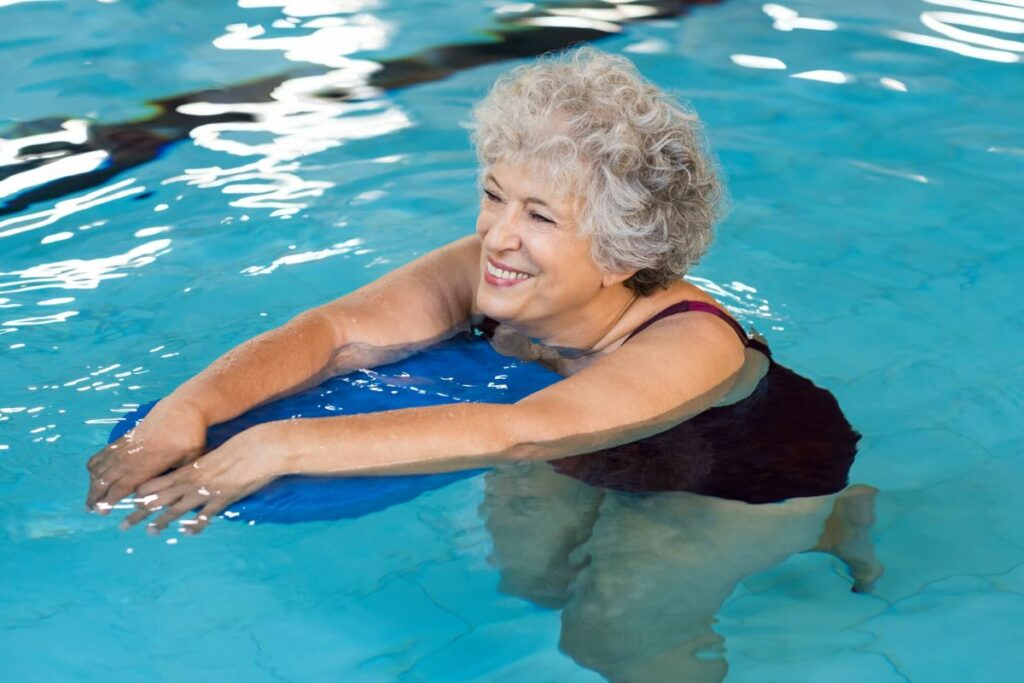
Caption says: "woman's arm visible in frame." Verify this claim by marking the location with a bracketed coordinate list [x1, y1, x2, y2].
[275, 307, 747, 471]
[168, 234, 482, 427]
[124, 310, 746, 533]
[87, 235, 481, 511]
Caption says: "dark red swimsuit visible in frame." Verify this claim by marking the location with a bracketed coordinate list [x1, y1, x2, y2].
[475, 301, 860, 504]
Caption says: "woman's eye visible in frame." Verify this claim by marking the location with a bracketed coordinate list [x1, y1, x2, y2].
[530, 212, 554, 225]
[483, 190, 501, 203]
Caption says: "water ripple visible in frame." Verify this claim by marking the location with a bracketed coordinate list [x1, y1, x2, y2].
[0, 178, 145, 240]
[2, 310, 78, 328]
[888, 0, 1024, 63]
[166, 85, 411, 217]
[686, 276, 782, 330]
[0, 238, 172, 296]
[241, 237, 364, 275]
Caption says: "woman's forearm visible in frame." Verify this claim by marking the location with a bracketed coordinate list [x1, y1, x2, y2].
[166, 310, 340, 428]
[122, 401, 537, 534]
[254, 402, 541, 477]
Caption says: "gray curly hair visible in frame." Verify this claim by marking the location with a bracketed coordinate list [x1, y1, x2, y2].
[468, 46, 725, 296]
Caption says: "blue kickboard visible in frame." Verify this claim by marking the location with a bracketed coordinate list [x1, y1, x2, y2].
[107, 334, 560, 523]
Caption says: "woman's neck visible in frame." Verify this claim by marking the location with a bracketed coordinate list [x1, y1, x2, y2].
[520, 287, 641, 358]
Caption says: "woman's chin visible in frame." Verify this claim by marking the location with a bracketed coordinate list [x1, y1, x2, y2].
[477, 286, 526, 321]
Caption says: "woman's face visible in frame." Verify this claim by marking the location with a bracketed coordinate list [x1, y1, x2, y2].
[475, 160, 612, 328]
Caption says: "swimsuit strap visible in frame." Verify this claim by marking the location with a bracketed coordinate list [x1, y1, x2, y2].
[624, 300, 772, 357]
[473, 301, 771, 356]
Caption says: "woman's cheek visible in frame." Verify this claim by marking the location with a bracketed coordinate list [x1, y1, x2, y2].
[475, 212, 490, 238]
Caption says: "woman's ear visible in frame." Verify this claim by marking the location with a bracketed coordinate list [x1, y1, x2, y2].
[601, 269, 637, 288]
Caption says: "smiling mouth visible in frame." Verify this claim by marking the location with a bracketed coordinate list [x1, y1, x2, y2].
[485, 261, 534, 281]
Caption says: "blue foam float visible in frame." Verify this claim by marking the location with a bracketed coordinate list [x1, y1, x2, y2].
[107, 334, 560, 523]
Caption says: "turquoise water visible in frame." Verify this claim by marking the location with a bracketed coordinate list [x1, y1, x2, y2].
[2, 0, 1023, 681]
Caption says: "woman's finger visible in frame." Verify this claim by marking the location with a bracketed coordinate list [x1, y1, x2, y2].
[185, 497, 232, 535]
[149, 505, 191, 535]
[149, 492, 201, 534]
[88, 471, 134, 513]
[91, 451, 124, 480]
[119, 490, 166, 529]
[119, 500, 161, 530]
[95, 477, 141, 514]
[85, 445, 123, 508]
[85, 448, 107, 473]
[137, 471, 180, 497]
[85, 441, 136, 509]
[87, 438, 129, 474]
[85, 473, 113, 511]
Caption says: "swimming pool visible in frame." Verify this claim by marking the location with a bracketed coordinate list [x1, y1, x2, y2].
[2, 0, 1022, 680]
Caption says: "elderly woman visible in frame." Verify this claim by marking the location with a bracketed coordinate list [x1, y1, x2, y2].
[86, 46, 880, 682]
[87, 48, 860, 540]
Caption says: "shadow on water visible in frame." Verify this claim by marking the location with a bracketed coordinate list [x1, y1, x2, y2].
[482, 463, 883, 683]
[0, 0, 721, 218]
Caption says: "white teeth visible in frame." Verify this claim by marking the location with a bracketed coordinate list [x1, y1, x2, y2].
[486, 262, 532, 280]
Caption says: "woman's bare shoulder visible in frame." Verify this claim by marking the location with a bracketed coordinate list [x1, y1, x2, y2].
[662, 279, 724, 307]
[639, 280, 767, 406]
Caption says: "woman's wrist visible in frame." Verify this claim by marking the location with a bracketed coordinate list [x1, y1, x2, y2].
[233, 420, 295, 479]
[152, 393, 210, 429]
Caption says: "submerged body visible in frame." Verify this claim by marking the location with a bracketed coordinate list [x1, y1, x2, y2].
[475, 292, 859, 504]
[482, 466, 880, 683]
[472, 293, 867, 682]
[470, 286, 868, 681]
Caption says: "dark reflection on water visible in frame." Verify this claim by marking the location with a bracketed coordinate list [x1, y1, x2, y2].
[482, 464, 882, 682]
[0, 0, 720, 218]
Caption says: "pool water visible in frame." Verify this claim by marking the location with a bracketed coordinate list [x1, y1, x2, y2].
[2, 0, 1022, 681]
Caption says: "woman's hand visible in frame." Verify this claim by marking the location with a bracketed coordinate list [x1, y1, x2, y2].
[85, 399, 208, 513]
[119, 425, 282, 535]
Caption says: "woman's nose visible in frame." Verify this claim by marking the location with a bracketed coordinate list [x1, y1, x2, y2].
[482, 207, 521, 252]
